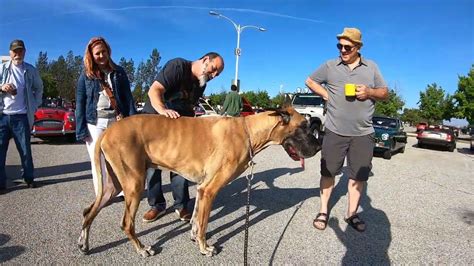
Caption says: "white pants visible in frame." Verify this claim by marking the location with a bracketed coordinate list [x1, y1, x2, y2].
[85, 118, 123, 196]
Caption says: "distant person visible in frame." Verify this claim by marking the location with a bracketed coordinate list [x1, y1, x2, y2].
[221, 84, 243, 117]
[141, 52, 224, 223]
[0, 39, 43, 190]
[305, 27, 388, 232]
[75, 37, 136, 196]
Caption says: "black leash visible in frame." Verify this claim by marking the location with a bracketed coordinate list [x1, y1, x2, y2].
[243, 118, 255, 266]
[244, 159, 255, 265]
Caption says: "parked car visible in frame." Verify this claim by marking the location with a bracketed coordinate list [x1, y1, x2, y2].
[194, 97, 218, 117]
[372, 115, 407, 159]
[291, 93, 326, 140]
[416, 122, 429, 133]
[417, 125, 456, 152]
[240, 97, 255, 117]
[470, 127, 474, 152]
[471, 136, 474, 152]
[31, 101, 76, 142]
[443, 125, 460, 137]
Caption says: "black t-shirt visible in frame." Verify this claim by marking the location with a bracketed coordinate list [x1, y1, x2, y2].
[142, 58, 205, 117]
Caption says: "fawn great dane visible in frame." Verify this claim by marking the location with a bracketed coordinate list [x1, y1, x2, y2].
[78, 106, 321, 257]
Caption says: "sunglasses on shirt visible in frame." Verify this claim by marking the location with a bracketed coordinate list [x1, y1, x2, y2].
[337, 43, 356, 52]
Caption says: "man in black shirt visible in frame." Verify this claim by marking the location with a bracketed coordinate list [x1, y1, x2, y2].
[142, 52, 224, 223]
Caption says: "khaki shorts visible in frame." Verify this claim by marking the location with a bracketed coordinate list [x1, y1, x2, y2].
[320, 129, 375, 181]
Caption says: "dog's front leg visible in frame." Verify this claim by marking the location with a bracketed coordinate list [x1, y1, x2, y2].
[190, 186, 200, 242]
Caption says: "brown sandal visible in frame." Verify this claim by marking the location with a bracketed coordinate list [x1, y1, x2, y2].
[344, 214, 366, 232]
[313, 213, 328, 230]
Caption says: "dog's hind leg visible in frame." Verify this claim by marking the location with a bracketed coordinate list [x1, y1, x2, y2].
[78, 139, 110, 254]
[107, 151, 154, 257]
[121, 180, 155, 257]
[78, 190, 108, 253]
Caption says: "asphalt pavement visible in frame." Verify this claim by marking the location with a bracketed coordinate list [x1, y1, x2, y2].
[0, 135, 473, 264]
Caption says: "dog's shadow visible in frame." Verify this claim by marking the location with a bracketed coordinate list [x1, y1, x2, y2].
[88, 166, 314, 255]
[148, 166, 316, 252]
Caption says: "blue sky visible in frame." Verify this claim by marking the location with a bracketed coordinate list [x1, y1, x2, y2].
[1, 0, 473, 113]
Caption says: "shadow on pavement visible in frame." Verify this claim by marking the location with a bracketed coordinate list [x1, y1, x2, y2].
[84, 166, 309, 255]
[327, 173, 392, 264]
[6, 161, 90, 180]
[0, 234, 26, 263]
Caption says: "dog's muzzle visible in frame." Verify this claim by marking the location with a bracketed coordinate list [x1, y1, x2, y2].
[282, 128, 321, 161]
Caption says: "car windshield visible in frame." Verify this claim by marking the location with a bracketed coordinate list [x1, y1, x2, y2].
[292, 95, 324, 106]
[373, 117, 397, 128]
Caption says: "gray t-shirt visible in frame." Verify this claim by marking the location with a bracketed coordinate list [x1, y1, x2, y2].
[309, 56, 387, 136]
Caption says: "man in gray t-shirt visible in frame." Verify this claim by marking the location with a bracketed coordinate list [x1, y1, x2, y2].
[305, 28, 388, 232]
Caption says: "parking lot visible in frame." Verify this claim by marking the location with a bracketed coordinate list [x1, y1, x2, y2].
[1, 134, 473, 264]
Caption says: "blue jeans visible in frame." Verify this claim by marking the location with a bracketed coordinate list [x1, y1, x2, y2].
[147, 169, 189, 211]
[0, 114, 34, 186]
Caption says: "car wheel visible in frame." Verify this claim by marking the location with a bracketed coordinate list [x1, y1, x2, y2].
[383, 149, 392, 160]
[399, 145, 405, 153]
[310, 123, 323, 143]
[448, 144, 455, 152]
[67, 134, 77, 143]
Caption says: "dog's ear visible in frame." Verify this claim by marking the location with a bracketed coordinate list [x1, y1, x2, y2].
[269, 109, 291, 124]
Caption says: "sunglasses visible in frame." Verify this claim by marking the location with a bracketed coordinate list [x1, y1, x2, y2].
[337, 43, 356, 52]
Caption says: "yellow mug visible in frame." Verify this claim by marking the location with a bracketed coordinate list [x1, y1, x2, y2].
[345, 83, 356, 96]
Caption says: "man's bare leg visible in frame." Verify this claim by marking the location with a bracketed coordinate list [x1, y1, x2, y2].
[314, 175, 334, 229]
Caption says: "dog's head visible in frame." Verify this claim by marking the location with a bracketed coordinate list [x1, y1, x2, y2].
[269, 107, 321, 160]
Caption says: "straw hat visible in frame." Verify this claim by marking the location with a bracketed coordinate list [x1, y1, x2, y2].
[337, 28, 363, 46]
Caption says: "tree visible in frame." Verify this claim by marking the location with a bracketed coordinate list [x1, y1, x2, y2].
[119, 57, 135, 84]
[271, 93, 286, 108]
[374, 89, 405, 117]
[418, 83, 450, 124]
[35, 51, 49, 74]
[135, 49, 161, 90]
[49, 55, 68, 98]
[40, 72, 58, 98]
[400, 108, 422, 126]
[453, 65, 474, 124]
[65, 51, 83, 100]
[132, 84, 144, 103]
[208, 91, 227, 107]
[242, 90, 272, 109]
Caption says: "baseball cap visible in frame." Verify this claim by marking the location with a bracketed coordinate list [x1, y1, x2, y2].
[10, 39, 25, 51]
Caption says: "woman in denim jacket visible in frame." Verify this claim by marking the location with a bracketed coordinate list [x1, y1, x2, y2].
[76, 37, 136, 196]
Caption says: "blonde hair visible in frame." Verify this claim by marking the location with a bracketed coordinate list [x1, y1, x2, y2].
[83, 37, 115, 79]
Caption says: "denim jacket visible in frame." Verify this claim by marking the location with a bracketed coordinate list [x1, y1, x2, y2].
[0, 60, 43, 128]
[75, 65, 136, 141]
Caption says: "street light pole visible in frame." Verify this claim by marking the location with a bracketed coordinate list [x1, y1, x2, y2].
[209, 11, 266, 90]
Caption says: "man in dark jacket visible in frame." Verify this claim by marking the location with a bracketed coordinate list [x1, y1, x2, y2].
[141, 52, 224, 223]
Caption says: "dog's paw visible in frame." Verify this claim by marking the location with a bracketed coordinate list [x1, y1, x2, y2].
[78, 243, 89, 254]
[200, 245, 217, 257]
[138, 246, 156, 257]
[77, 235, 89, 254]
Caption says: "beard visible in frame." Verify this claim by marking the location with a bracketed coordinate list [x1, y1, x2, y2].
[198, 75, 209, 87]
[198, 62, 210, 87]
[12, 57, 24, 66]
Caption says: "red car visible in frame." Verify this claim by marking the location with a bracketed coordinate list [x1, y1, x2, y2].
[417, 125, 456, 152]
[31, 102, 76, 142]
[240, 97, 255, 117]
[416, 122, 428, 133]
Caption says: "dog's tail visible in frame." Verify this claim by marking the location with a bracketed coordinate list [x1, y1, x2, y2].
[83, 132, 107, 218]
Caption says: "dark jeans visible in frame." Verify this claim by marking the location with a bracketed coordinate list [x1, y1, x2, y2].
[0, 114, 34, 187]
[147, 169, 189, 211]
